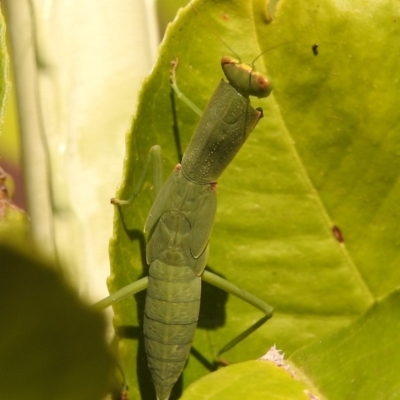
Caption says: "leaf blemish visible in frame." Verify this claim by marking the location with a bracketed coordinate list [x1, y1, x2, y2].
[332, 225, 344, 242]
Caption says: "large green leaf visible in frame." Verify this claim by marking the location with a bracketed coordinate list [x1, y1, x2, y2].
[290, 290, 400, 399]
[181, 291, 400, 399]
[181, 357, 315, 400]
[108, 0, 400, 398]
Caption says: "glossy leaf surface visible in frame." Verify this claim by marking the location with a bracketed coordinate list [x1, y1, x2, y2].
[109, 0, 400, 398]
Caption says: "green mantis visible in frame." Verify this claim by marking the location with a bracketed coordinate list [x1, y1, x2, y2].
[95, 54, 275, 399]
[145, 58, 273, 400]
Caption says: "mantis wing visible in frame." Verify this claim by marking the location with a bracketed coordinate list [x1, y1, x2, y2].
[145, 167, 217, 274]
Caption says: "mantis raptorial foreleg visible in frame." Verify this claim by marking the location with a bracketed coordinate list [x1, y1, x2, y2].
[170, 59, 202, 117]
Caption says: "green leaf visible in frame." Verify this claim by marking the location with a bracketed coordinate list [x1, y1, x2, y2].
[0, 244, 115, 400]
[108, 0, 400, 398]
[182, 289, 400, 400]
[290, 290, 400, 400]
[181, 359, 314, 400]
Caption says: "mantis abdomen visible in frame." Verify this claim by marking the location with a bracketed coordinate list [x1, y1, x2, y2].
[144, 262, 201, 399]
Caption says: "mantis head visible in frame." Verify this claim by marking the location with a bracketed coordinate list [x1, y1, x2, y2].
[221, 56, 272, 99]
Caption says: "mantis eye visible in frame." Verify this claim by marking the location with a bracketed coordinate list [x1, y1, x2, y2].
[252, 72, 272, 98]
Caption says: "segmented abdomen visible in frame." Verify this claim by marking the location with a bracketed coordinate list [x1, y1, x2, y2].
[144, 219, 202, 400]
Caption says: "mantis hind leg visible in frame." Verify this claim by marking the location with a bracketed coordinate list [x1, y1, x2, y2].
[201, 270, 273, 356]
[93, 276, 148, 310]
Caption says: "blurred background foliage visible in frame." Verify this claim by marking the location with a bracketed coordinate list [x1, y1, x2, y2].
[0, 0, 186, 209]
